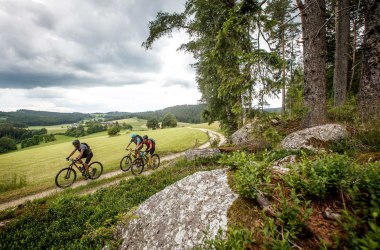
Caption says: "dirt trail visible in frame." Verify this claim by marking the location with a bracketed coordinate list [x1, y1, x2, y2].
[0, 129, 226, 211]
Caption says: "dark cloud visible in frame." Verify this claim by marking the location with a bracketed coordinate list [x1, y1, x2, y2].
[0, 0, 187, 89]
[162, 79, 194, 89]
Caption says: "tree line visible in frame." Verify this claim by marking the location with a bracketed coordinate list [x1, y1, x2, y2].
[0, 123, 56, 153]
[143, 0, 380, 134]
[0, 110, 91, 126]
[104, 104, 206, 124]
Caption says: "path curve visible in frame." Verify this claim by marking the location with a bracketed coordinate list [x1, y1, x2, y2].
[0, 129, 226, 211]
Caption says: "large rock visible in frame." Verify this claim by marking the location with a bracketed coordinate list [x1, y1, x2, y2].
[116, 169, 238, 250]
[228, 118, 270, 146]
[281, 124, 348, 151]
[229, 120, 262, 145]
[185, 148, 221, 161]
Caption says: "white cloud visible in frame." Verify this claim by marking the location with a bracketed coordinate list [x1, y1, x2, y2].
[0, 0, 202, 112]
[0, 0, 280, 113]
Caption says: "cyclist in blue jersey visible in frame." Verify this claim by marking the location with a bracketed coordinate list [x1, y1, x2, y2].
[126, 133, 143, 157]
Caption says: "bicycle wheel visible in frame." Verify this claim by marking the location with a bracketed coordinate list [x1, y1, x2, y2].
[131, 158, 144, 175]
[151, 154, 160, 169]
[120, 155, 133, 172]
[88, 161, 103, 179]
[55, 167, 77, 188]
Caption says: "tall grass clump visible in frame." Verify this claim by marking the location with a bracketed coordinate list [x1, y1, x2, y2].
[0, 173, 27, 193]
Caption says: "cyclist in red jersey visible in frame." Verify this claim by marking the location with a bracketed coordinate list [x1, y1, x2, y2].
[142, 135, 155, 165]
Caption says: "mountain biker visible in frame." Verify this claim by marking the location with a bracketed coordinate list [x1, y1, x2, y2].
[66, 139, 93, 177]
[142, 135, 156, 165]
[126, 133, 143, 157]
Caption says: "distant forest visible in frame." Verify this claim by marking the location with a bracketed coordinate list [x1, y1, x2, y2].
[0, 104, 207, 126]
[104, 104, 207, 124]
[0, 110, 91, 126]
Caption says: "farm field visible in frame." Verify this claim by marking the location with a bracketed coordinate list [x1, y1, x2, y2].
[114, 117, 148, 130]
[29, 124, 71, 134]
[0, 127, 209, 203]
[177, 121, 221, 132]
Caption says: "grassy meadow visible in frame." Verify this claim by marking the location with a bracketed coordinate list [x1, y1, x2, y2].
[28, 117, 149, 134]
[115, 117, 148, 130]
[29, 124, 71, 134]
[0, 127, 209, 203]
[177, 121, 221, 132]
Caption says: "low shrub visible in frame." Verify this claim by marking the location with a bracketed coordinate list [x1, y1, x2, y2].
[356, 128, 380, 151]
[328, 137, 366, 156]
[263, 127, 283, 147]
[284, 154, 354, 199]
[198, 227, 254, 250]
[218, 151, 255, 170]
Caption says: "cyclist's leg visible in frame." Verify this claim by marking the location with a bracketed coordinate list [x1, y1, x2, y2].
[147, 148, 155, 165]
[83, 153, 93, 172]
[135, 144, 143, 158]
[76, 158, 84, 167]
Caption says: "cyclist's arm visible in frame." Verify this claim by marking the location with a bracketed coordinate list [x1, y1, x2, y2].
[145, 141, 152, 151]
[126, 141, 131, 149]
[135, 139, 142, 148]
[76, 149, 84, 160]
[67, 149, 76, 159]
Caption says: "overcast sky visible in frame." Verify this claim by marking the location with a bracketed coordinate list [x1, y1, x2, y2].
[0, 0, 281, 113]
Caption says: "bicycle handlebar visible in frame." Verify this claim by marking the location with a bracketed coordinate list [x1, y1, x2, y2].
[66, 158, 77, 163]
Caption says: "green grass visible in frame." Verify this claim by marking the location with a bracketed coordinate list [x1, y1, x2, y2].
[29, 124, 72, 134]
[114, 117, 148, 130]
[0, 127, 208, 202]
[178, 121, 222, 133]
[28, 117, 148, 134]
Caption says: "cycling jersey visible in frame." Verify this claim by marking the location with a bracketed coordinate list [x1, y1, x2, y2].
[130, 135, 143, 145]
[142, 139, 155, 150]
[76, 143, 92, 156]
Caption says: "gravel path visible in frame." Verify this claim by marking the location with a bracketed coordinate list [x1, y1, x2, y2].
[0, 129, 226, 211]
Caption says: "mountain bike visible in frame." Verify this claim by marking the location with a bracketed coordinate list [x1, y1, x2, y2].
[119, 148, 136, 172]
[131, 151, 160, 176]
[55, 159, 103, 188]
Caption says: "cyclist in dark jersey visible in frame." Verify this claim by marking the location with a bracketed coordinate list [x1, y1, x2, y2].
[142, 135, 155, 165]
[66, 139, 93, 176]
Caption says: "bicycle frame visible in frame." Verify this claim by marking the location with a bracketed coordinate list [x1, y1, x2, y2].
[56, 158, 103, 188]
[136, 151, 151, 165]
[66, 159, 83, 176]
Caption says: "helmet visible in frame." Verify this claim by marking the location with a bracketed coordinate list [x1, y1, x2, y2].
[72, 139, 80, 146]
[143, 135, 148, 140]
[131, 133, 136, 138]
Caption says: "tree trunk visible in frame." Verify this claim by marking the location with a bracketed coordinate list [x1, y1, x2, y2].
[333, 0, 350, 106]
[302, 0, 327, 127]
[349, 18, 357, 91]
[359, 0, 380, 120]
[281, 29, 286, 116]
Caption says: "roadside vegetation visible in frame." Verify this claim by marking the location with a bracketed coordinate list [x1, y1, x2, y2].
[197, 108, 380, 249]
[0, 158, 221, 250]
[210, 150, 380, 249]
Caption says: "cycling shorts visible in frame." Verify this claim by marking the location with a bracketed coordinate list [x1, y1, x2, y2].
[80, 152, 93, 164]
[146, 148, 155, 155]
